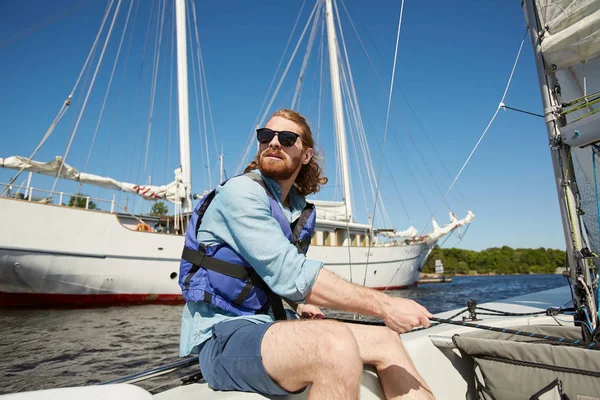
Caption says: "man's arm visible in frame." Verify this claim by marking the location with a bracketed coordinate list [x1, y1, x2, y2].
[306, 268, 432, 333]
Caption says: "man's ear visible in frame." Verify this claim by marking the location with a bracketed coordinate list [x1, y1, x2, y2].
[303, 148, 314, 165]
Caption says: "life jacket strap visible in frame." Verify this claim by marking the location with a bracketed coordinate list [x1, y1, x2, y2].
[182, 246, 249, 280]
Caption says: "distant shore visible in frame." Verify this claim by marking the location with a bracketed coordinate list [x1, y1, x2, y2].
[420, 269, 565, 279]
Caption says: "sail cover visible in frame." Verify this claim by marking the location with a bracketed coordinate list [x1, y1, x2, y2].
[0, 156, 185, 203]
[535, 1, 600, 69]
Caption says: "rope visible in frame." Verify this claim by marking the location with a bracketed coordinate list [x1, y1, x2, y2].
[83, 0, 135, 177]
[191, 0, 219, 182]
[1, 0, 117, 197]
[441, 28, 529, 204]
[338, 0, 468, 210]
[333, 0, 394, 229]
[429, 317, 599, 350]
[52, 0, 123, 194]
[331, 307, 598, 350]
[291, 0, 323, 109]
[143, 0, 167, 174]
[187, 3, 218, 188]
[234, 0, 317, 176]
[362, 0, 405, 287]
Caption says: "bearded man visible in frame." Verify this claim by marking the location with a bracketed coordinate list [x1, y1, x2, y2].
[179, 109, 434, 399]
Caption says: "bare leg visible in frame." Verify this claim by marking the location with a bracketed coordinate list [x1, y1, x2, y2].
[261, 320, 363, 400]
[346, 323, 435, 400]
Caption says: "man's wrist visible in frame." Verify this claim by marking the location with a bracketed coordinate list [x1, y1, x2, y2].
[369, 289, 388, 319]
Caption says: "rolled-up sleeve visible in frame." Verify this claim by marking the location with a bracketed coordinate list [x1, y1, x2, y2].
[197, 176, 323, 302]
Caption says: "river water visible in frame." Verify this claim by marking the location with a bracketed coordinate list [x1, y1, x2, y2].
[0, 274, 568, 394]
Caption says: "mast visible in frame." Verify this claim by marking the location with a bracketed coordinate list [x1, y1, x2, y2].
[175, 0, 192, 213]
[324, 0, 353, 221]
[522, 0, 597, 341]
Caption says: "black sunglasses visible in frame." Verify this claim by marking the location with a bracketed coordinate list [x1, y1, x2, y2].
[256, 128, 300, 148]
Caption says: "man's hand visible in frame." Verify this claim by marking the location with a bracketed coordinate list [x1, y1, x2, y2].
[297, 304, 325, 319]
[380, 297, 433, 333]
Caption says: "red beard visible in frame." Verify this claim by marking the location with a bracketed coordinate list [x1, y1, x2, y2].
[258, 149, 302, 180]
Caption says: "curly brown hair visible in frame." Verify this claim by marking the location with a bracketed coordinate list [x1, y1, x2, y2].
[244, 109, 328, 197]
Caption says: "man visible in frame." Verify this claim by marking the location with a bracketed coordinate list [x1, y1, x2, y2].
[179, 109, 435, 399]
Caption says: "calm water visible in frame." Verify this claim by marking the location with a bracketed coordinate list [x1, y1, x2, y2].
[0, 274, 568, 394]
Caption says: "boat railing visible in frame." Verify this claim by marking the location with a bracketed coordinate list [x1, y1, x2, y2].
[0, 181, 123, 213]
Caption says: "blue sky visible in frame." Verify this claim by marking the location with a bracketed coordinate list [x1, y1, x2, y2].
[0, 0, 565, 252]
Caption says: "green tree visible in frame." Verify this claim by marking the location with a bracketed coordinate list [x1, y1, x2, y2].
[150, 201, 169, 216]
[68, 193, 97, 210]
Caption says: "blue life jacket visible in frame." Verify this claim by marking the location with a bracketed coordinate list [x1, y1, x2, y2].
[179, 172, 316, 320]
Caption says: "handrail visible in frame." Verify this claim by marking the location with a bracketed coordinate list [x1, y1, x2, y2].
[1, 181, 119, 212]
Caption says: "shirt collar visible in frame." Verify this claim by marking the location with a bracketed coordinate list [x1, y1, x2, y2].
[253, 169, 306, 213]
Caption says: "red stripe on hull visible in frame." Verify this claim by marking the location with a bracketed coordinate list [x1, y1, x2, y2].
[372, 282, 418, 291]
[0, 292, 185, 308]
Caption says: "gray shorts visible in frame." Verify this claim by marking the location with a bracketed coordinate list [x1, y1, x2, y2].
[199, 319, 301, 396]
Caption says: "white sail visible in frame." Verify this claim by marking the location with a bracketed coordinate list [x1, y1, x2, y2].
[0, 156, 185, 202]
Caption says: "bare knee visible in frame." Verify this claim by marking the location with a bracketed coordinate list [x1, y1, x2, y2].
[315, 323, 362, 379]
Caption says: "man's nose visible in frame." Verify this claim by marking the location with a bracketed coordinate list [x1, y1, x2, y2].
[268, 133, 281, 148]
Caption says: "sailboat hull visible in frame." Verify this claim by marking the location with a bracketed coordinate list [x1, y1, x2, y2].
[0, 198, 431, 307]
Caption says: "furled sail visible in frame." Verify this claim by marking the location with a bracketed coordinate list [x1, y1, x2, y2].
[0, 156, 185, 203]
[311, 199, 351, 222]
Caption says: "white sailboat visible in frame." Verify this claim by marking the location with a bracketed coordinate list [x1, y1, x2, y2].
[0, 0, 471, 307]
[1, 0, 599, 399]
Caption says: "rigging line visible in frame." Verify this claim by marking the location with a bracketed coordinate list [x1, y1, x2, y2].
[316, 5, 325, 146]
[337, 1, 452, 210]
[234, 0, 308, 175]
[51, 0, 124, 194]
[334, 13, 391, 228]
[83, 0, 136, 178]
[292, 0, 323, 109]
[102, 0, 140, 179]
[166, 2, 175, 185]
[235, 0, 320, 175]
[562, 95, 600, 115]
[333, 0, 384, 225]
[562, 89, 600, 108]
[340, 81, 356, 282]
[132, 0, 159, 189]
[340, 69, 372, 226]
[105, 0, 141, 208]
[189, 1, 211, 189]
[340, 63, 397, 228]
[363, 0, 405, 286]
[1, 0, 116, 196]
[192, 3, 211, 189]
[0, 101, 70, 197]
[388, 134, 433, 216]
[432, 28, 530, 228]
[192, 0, 219, 179]
[338, 0, 469, 210]
[143, 0, 167, 174]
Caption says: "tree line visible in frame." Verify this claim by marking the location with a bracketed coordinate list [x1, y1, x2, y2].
[422, 246, 566, 275]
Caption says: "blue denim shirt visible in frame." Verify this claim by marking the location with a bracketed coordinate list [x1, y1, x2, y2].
[179, 170, 323, 356]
